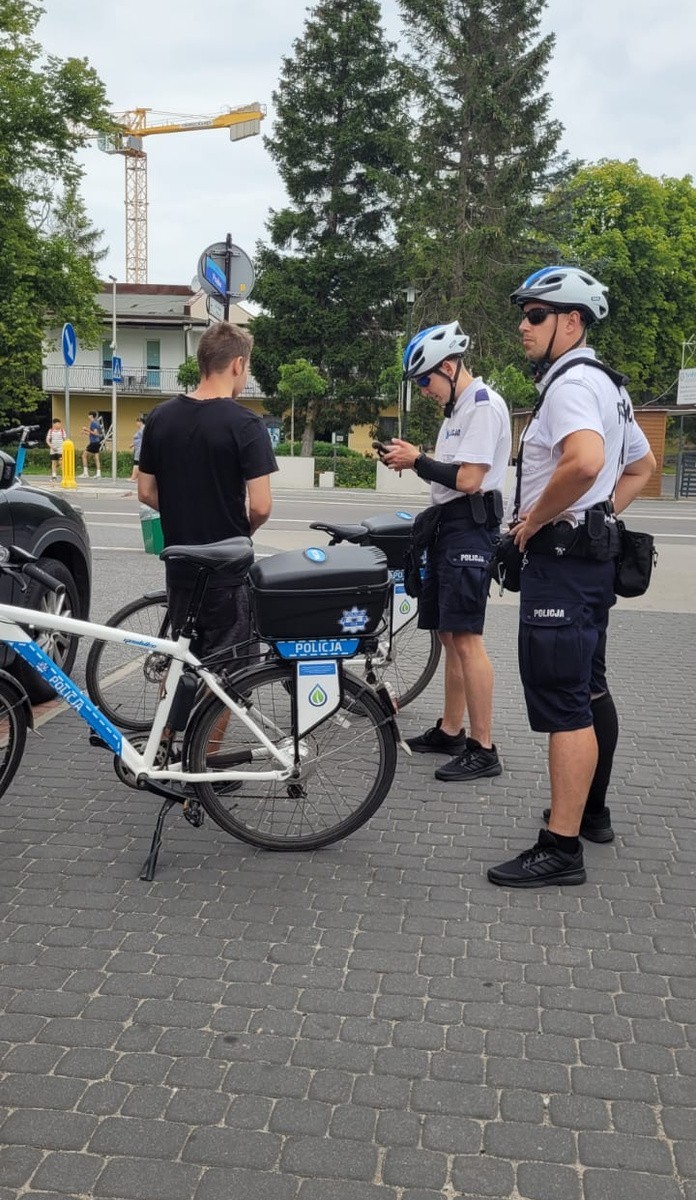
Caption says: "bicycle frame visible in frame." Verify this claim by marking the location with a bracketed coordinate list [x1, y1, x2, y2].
[0, 602, 295, 786]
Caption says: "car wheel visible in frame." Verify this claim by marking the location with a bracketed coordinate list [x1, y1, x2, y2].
[12, 557, 82, 704]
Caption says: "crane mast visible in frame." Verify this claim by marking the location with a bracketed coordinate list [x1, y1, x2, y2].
[98, 104, 265, 283]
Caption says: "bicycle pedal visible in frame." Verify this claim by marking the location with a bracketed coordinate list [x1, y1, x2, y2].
[183, 799, 205, 828]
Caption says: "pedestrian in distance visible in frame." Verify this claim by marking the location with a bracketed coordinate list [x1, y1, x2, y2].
[46, 417, 66, 481]
[129, 414, 145, 482]
[487, 265, 656, 889]
[138, 322, 277, 668]
[80, 411, 102, 478]
[381, 321, 512, 783]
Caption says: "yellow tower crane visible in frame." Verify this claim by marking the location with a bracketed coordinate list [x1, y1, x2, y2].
[97, 104, 266, 283]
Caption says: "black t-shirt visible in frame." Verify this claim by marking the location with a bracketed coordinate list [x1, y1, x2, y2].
[139, 393, 277, 586]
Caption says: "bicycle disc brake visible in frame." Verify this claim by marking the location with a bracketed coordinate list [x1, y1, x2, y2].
[143, 652, 170, 684]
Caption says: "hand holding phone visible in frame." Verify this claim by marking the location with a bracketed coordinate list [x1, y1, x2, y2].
[372, 440, 389, 458]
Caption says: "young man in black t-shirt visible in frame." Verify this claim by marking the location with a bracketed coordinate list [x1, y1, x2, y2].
[138, 322, 277, 664]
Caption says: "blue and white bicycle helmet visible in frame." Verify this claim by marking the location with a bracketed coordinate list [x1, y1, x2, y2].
[510, 266, 609, 323]
[403, 321, 470, 380]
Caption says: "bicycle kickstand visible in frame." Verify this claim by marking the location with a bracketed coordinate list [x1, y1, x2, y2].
[140, 798, 178, 882]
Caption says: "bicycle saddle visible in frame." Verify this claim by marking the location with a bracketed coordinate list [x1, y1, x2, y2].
[309, 521, 368, 543]
[160, 537, 254, 571]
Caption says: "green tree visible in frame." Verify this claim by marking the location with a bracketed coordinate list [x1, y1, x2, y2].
[551, 160, 696, 399]
[487, 363, 536, 410]
[277, 359, 328, 456]
[251, 0, 411, 452]
[0, 1, 111, 416]
[396, 0, 574, 372]
[406, 392, 441, 450]
[177, 356, 200, 392]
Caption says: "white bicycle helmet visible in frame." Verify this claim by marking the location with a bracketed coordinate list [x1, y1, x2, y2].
[403, 321, 471, 380]
[510, 266, 609, 323]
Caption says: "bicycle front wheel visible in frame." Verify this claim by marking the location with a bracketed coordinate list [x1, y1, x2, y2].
[0, 682, 28, 798]
[365, 622, 441, 709]
[85, 592, 170, 731]
[186, 661, 396, 850]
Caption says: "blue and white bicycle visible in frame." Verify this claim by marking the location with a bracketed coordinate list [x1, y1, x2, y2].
[0, 539, 401, 880]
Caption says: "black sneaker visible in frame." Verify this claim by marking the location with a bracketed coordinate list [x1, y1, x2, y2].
[434, 738, 502, 782]
[406, 718, 467, 755]
[542, 806, 615, 844]
[487, 829, 586, 888]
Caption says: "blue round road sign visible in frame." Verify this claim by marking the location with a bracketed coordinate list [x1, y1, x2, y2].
[61, 323, 77, 366]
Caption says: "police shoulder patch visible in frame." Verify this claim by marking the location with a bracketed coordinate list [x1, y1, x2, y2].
[474, 388, 490, 404]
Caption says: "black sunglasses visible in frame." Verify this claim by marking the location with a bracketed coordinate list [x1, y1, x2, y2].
[520, 307, 557, 326]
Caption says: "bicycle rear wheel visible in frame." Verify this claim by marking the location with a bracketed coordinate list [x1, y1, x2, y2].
[186, 661, 396, 850]
[0, 682, 28, 798]
[85, 592, 170, 731]
[363, 622, 441, 709]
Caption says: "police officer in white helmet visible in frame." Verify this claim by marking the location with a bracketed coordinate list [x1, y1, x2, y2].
[381, 321, 511, 784]
[487, 266, 656, 888]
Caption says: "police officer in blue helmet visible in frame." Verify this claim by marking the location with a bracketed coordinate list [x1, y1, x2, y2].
[381, 321, 511, 784]
[487, 266, 656, 888]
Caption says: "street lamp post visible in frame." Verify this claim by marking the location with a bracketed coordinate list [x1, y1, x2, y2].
[403, 285, 417, 440]
[109, 275, 118, 482]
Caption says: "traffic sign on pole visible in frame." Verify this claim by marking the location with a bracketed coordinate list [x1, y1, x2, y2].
[196, 241, 255, 306]
[61, 323, 77, 366]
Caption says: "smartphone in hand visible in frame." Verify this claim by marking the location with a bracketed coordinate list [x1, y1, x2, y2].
[372, 440, 389, 458]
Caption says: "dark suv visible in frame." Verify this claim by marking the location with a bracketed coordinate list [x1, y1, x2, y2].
[0, 452, 91, 703]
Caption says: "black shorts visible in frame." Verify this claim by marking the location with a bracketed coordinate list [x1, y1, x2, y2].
[85, 443, 101, 456]
[49, 453, 62, 461]
[518, 554, 616, 733]
[168, 579, 255, 667]
[418, 518, 497, 635]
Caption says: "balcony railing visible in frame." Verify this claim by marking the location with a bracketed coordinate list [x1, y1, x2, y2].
[42, 364, 265, 398]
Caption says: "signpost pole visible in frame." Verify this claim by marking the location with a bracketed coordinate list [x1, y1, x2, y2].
[64, 365, 71, 441]
[109, 275, 118, 483]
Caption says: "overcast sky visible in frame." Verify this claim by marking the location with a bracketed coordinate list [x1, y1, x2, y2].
[38, 0, 696, 288]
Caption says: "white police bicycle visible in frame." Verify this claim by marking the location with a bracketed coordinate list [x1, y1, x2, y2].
[0, 539, 400, 880]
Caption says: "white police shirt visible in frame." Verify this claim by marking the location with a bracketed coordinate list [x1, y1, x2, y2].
[431, 377, 512, 506]
[517, 348, 650, 520]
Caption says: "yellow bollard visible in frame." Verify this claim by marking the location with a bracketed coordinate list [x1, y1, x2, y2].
[60, 439, 77, 490]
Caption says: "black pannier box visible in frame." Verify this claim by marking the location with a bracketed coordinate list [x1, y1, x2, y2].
[361, 512, 415, 569]
[248, 545, 390, 640]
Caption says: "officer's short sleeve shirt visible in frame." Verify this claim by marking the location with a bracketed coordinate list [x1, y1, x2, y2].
[431, 378, 512, 505]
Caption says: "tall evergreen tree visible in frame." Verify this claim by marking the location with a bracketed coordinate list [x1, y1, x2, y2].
[397, 0, 574, 371]
[0, 1, 110, 416]
[251, 0, 410, 451]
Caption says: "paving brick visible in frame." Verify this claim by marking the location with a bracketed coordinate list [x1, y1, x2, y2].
[280, 1137, 377, 1182]
[382, 1147, 448, 1189]
[94, 1157, 202, 1200]
[583, 1169, 683, 1200]
[196, 1167, 300, 1200]
[516, 1162, 582, 1200]
[30, 1151, 104, 1194]
[0, 1108, 96, 1151]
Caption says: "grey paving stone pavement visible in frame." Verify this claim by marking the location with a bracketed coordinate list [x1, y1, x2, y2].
[0, 576, 694, 1197]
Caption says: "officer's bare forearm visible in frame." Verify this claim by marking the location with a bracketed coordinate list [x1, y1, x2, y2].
[525, 460, 600, 527]
[613, 452, 656, 514]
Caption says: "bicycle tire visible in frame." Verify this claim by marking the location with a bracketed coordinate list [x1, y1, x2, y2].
[362, 622, 441, 709]
[0, 681, 28, 799]
[85, 591, 170, 731]
[186, 660, 396, 851]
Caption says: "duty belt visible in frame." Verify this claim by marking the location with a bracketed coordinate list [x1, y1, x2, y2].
[527, 504, 620, 561]
[438, 490, 504, 530]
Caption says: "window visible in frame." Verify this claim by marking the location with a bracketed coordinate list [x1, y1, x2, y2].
[146, 340, 160, 389]
[102, 341, 113, 386]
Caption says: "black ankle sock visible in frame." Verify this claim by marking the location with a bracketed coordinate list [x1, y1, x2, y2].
[585, 692, 618, 816]
[547, 831, 580, 854]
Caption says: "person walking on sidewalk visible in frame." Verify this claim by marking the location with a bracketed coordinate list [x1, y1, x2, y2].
[381, 321, 511, 783]
[487, 266, 656, 889]
[80, 412, 102, 478]
[137, 322, 277, 665]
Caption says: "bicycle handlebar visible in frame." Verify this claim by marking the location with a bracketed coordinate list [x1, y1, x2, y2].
[0, 546, 65, 594]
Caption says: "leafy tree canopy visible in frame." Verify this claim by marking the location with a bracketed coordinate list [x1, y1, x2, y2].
[396, 0, 575, 372]
[251, 0, 411, 451]
[550, 159, 696, 399]
[0, 0, 110, 416]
